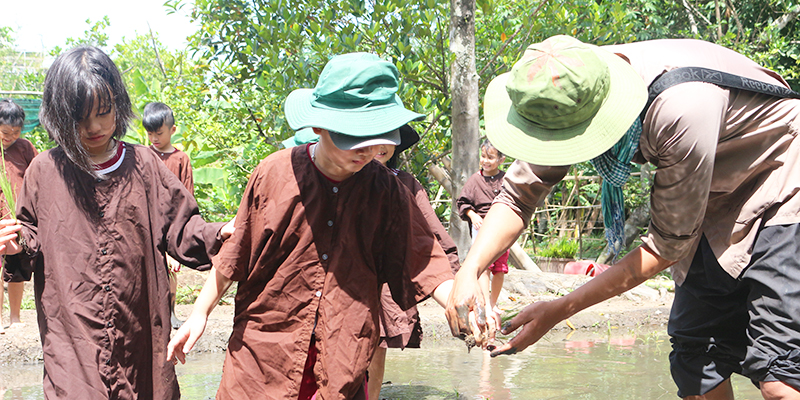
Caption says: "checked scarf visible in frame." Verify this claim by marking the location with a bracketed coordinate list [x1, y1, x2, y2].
[590, 118, 642, 260]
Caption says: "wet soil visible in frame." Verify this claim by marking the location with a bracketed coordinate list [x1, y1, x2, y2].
[0, 269, 673, 364]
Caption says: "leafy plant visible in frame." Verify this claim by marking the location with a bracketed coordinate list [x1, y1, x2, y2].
[0, 146, 15, 220]
[536, 237, 579, 259]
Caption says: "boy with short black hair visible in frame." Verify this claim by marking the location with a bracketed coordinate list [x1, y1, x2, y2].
[143, 101, 194, 329]
[0, 99, 37, 332]
[168, 52, 457, 400]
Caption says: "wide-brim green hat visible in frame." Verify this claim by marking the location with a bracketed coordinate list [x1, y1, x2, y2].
[281, 127, 319, 148]
[285, 52, 425, 138]
[484, 35, 647, 166]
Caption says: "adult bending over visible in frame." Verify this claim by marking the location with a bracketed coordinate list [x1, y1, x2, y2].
[446, 35, 800, 400]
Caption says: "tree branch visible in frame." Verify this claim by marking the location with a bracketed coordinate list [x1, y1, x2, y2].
[477, 0, 549, 77]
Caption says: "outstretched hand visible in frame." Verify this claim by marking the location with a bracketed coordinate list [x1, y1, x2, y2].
[489, 300, 562, 357]
[166, 313, 208, 365]
[0, 219, 22, 255]
[445, 268, 490, 348]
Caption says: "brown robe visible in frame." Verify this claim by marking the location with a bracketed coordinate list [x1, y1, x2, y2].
[150, 146, 194, 195]
[0, 138, 38, 218]
[378, 169, 460, 348]
[8, 144, 223, 399]
[457, 170, 506, 225]
[212, 146, 454, 400]
[1, 138, 38, 282]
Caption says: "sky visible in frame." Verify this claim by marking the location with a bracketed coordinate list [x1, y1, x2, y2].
[4, 0, 198, 53]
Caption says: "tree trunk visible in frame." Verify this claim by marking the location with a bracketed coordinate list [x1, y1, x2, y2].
[449, 0, 480, 260]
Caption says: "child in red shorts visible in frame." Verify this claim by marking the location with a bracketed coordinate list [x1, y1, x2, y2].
[457, 139, 507, 318]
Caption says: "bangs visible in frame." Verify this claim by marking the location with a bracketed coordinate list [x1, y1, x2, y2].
[74, 76, 114, 121]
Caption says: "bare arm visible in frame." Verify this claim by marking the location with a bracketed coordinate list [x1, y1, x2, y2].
[445, 203, 525, 341]
[490, 244, 673, 356]
[167, 266, 233, 363]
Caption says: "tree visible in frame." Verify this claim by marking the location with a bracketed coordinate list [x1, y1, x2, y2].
[449, 0, 480, 255]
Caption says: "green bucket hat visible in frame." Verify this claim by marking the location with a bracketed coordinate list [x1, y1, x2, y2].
[281, 127, 319, 148]
[483, 35, 647, 166]
[284, 52, 425, 142]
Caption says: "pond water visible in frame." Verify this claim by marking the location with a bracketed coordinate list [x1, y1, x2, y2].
[0, 329, 764, 399]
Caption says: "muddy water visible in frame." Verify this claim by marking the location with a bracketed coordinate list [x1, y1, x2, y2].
[0, 330, 764, 399]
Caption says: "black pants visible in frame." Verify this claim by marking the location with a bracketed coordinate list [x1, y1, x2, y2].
[669, 224, 800, 397]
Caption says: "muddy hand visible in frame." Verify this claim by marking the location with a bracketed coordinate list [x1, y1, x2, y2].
[490, 300, 562, 357]
[445, 269, 487, 338]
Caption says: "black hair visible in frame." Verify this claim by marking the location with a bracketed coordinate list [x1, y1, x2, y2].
[39, 46, 134, 178]
[387, 124, 420, 169]
[481, 139, 504, 158]
[0, 99, 25, 127]
[142, 102, 175, 131]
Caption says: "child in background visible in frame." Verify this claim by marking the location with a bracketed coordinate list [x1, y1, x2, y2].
[167, 52, 456, 400]
[143, 101, 194, 329]
[368, 124, 461, 400]
[457, 139, 507, 318]
[0, 46, 232, 399]
[0, 99, 37, 332]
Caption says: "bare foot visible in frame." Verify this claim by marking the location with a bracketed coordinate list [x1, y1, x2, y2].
[6, 322, 25, 330]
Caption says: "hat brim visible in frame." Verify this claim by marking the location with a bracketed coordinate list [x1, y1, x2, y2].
[397, 124, 420, 154]
[285, 89, 425, 137]
[282, 127, 320, 148]
[328, 129, 401, 150]
[484, 46, 647, 166]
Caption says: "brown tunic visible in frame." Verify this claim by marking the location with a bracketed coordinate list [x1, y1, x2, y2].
[378, 169, 460, 348]
[212, 146, 454, 400]
[9, 144, 223, 399]
[457, 170, 506, 225]
[150, 146, 193, 195]
[0, 138, 38, 218]
[1, 138, 38, 282]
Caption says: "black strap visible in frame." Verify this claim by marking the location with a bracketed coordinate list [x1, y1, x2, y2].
[641, 66, 800, 120]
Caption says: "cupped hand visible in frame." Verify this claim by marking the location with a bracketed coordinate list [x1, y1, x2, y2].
[470, 215, 484, 231]
[0, 219, 22, 255]
[166, 313, 208, 364]
[220, 216, 236, 240]
[445, 269, 489, 347]
[489, 299, 563, 357]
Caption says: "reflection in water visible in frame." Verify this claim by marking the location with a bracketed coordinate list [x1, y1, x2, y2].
[0, 330, 764, 399]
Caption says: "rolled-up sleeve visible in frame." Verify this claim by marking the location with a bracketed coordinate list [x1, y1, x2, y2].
[493, 161, 569, 225]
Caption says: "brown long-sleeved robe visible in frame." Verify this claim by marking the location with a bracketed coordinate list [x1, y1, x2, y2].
[457, 170, 506, 226]
[1, 138, 38, 282]
[150, 146, 194, 195]
[8, 143, 223, 399]
[378, 169, 460, 348]
[212, 146, 454, 400]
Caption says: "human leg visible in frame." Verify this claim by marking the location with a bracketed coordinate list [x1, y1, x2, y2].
[669, 236, 750, 398]
[7, 281, 23, 325]
[368, 347, 387, 400]
[683, 380, 735, 400]
[739, 224, 800, 399]
[488, 250, 509, 311]
[166, 256, 183, 329]
[759, 381, 800, 400]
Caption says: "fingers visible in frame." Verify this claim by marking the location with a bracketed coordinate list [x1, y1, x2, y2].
[490, 342, 519, 357]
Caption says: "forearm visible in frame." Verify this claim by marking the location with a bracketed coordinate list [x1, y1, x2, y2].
[431, 279, 454, 308]
[190, 266, 233, 318]
[459, 203, 525, 278]
[554, 245, 673, 318]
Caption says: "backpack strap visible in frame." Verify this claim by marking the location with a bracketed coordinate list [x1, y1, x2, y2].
[641, 66, 800, 120]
